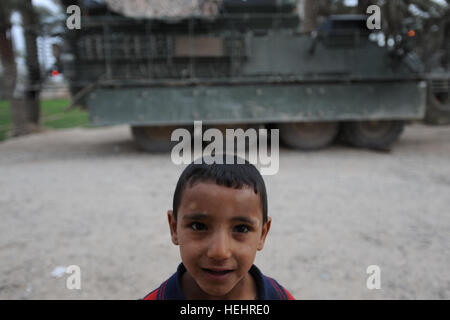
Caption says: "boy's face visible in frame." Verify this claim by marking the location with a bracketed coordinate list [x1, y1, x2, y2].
[168, 181, 271, 299]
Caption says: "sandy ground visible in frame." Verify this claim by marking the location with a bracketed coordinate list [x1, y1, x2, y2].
[0, 123, 449, 300]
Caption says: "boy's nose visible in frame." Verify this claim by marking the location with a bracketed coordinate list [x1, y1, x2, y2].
[206, 231, 232, 260]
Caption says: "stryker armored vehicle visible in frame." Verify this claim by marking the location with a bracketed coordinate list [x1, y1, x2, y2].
[58, 0, 431, 151]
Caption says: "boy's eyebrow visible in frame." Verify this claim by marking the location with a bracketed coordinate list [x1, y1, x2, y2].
[183, 213, 209, 220]
[182, 213, 258, 226]
[231, 216, 258, 226]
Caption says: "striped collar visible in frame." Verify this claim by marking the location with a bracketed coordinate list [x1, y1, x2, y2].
[145, 263, 292, 300]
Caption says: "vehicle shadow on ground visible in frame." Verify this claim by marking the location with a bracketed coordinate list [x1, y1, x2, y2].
[1, 124, 449, 164]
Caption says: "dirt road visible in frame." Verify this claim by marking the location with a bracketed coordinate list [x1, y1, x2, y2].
[0, 124, 449, 299]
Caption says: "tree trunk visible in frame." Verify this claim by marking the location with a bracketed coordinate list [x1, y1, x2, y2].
[20, 0, 41, 127]
[0, 6, 16, 100]
[0, 0, 42, 137]
[0, 1, 31, 137]
[10, 99, 33, 136]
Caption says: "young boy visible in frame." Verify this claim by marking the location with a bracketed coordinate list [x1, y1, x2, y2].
[143, 155, 294, 300]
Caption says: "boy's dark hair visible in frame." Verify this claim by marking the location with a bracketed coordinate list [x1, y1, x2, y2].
[172, 154, 268, 224]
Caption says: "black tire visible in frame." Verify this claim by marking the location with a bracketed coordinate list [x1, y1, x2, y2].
[203, 123, 260, 146]
[276, 122, 339, 150]
[340, 120, 405, 150]
[131, 125, 192, 153]
[424, 81, 450, 125]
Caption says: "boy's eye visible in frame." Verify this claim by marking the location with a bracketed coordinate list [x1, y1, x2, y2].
[190, 222, 207, 231]
[233, 224, 250, 233]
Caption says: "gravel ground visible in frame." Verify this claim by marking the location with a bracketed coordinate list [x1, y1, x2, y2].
[0, 123, 449, 300]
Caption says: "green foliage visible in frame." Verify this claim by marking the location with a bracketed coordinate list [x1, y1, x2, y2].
[0, 99, 90, 142]
[0, 100, 12, 142]
[40, 99, 89, 129]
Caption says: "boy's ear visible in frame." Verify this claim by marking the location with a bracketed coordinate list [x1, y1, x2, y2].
[257, 216, 272, 251]
[167, 210, 179, 245]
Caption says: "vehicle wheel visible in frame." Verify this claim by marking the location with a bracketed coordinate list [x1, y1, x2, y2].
[202, 123, 260, 153]
[131, 125, 192, 152]
[276, 122, 339, 150]
[424, 81, 450, 125]
[340, 120, 405, 150]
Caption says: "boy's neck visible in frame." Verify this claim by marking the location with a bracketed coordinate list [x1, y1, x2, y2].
[181, 270, 258, 300]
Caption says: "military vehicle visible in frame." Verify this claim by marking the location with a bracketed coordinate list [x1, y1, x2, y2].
[57, 0, 432, 151]
[423, 17, 450, 125]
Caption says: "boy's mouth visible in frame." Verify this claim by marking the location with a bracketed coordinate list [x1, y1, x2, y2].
[202, 268, 234, 278]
